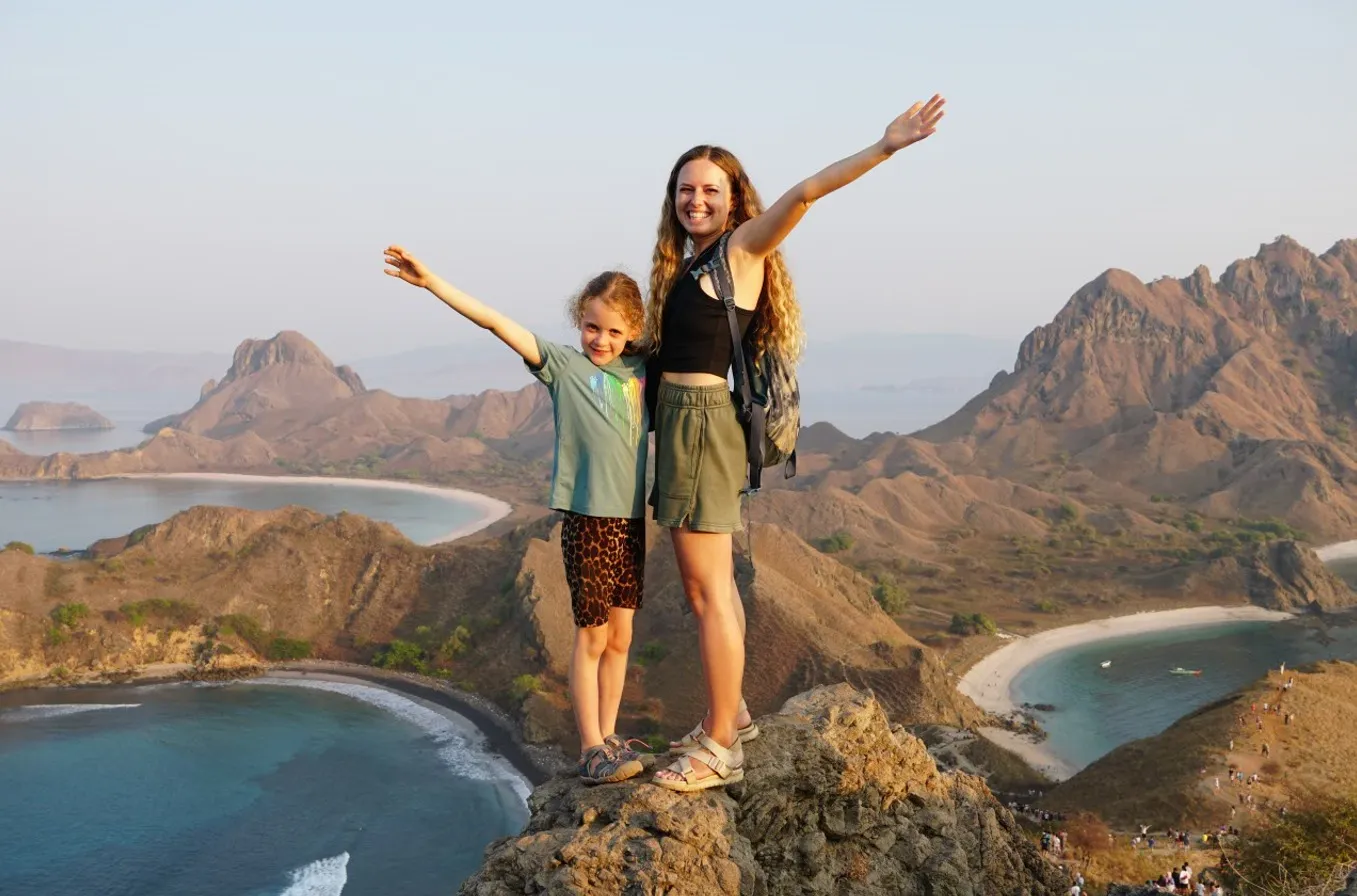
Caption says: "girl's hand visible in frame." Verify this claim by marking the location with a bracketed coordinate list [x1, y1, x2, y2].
[881, 94, 946, 154]
[384, 245, 432, 288]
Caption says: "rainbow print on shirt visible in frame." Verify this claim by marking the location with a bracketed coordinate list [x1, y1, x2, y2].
[589, 371, 645, 445]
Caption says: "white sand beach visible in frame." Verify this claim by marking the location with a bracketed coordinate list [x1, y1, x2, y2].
[958, 605, 1294, 717]
[1315, 540, 1357, 562]
[116, 472, 512, 544]
[956, 605, 1295, 781]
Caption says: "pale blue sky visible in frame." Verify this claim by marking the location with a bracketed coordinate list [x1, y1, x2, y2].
[2, 0, 1353, 359]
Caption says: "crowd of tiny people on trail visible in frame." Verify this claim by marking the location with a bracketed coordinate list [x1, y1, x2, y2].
[1015, 664, 1306, 895]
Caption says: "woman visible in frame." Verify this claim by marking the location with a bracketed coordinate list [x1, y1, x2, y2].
[647, 94, 946, 791]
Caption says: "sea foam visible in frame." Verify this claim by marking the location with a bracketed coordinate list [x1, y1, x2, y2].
[248, 678, 532, 803]
[277, 852, 348, 896]
[0, 703, 141, 723]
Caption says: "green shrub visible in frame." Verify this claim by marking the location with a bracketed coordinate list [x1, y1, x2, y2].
[126, 524, 155, 547]
[872, 576, 909, 615]
[43, 565, 73, 599]
[50, 603, 90, 628]
[1053, 502, 1080, 524]
[438, 625, 473, 660]
[3, 540, 35, 554]
[636, 640, 669, 666]
[509, 674, 542, 702]
[1032, 598, 1063, 614]
[120, 599, 201, 628]
[265, 637, 313, 660]
[814, 531, 855, 554]
[373, 639, 427, 673]
[217, 613, 268, 654]
[1223, 798, 1357, 895]
[1235, 517, 1306, 542]
[949, 612, 999, 637]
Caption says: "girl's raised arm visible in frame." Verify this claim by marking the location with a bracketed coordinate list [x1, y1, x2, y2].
[730, 94, 945, 264]
[384, 245, 542, 367]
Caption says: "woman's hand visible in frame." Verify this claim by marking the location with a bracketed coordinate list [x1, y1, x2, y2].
[881, 94, 946, 154]
[383, 245, 433, 288]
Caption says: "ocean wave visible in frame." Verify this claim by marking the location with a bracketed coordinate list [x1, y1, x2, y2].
[277, 852, 348, 896]
[0, 703, 141, 723]
[248, 678, 532, 803]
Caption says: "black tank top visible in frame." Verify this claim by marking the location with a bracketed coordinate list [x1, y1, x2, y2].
[657, 241, 756, 377]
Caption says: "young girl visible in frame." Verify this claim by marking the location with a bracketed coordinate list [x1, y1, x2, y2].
[383, 245, 652, 785]
[646, 94, 946, 792]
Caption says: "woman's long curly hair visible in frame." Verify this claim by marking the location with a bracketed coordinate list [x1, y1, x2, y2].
[644, 145, 803, 363]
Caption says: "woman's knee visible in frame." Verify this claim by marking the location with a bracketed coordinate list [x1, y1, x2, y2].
[681, 576, 732, 619]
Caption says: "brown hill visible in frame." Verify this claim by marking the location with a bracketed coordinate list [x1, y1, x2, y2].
[0, 506, 982, 750]
[911, 236, 1357, 537]
[1041, 659, 1357, 831]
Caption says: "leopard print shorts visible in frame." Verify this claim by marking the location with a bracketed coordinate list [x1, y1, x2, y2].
[560, 513, 645, 628]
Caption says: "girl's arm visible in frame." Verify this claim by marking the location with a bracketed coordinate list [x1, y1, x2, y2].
[730, 94, 945, 264]
[383, 245, 542, 367]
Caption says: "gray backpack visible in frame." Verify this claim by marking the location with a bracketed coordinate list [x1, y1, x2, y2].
[698, 232, 800, 492]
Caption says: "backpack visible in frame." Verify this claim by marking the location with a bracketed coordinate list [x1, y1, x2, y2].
[700, 231, 800, 492]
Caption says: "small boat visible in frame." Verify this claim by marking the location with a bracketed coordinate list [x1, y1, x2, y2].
[1170, 667, 1203, 676]
[1100, 661, 1112, 669]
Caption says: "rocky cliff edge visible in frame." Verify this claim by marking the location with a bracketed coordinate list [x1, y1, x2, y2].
[460, 684, 1067, 896]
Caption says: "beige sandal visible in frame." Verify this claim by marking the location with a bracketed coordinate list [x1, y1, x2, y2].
[669, 700, 760, 751]
[653, 733, 744, 792]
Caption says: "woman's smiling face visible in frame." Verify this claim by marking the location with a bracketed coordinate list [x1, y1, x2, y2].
[674, 158, 732, 239]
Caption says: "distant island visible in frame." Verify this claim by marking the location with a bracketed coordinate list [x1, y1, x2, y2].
[3, 401, 115, 432]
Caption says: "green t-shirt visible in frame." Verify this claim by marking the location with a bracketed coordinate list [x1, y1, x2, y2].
[527, 336, 649, 519]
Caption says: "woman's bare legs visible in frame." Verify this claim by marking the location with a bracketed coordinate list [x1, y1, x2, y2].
[655, 527, 744, 782]
[668, 573, 751, 748]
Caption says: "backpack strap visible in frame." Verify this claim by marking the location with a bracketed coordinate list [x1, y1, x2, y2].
[707, 232, 765, 493]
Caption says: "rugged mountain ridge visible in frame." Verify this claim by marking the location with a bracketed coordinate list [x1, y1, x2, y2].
[909, 236, 1357, 538]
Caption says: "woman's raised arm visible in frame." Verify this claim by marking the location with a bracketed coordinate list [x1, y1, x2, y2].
[730, 94, 945, 263]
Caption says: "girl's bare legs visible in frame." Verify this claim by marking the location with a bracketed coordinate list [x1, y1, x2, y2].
[656, 528, 744, 782]
[598, 607, 634, 738]
[570, 623, 610, 751]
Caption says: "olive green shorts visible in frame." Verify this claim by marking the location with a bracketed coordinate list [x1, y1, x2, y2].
[649, 381, 746, 533]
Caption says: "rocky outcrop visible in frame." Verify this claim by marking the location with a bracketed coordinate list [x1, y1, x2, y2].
[1235, 539, 1357, 612]
[4, 401, 114, 431]
[460, 685, 1067, 896]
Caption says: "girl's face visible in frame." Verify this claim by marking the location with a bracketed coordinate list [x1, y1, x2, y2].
[674, 158, 732, 240]
[578, 298, 637, 366]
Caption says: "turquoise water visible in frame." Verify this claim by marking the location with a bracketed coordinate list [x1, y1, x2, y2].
[0, 679, 529, 896]
[1010, 618, 1357, 772]
[0, 477, 489, 552]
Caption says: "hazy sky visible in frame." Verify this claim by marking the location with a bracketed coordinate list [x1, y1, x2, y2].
[3, 1, 1353, 360]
